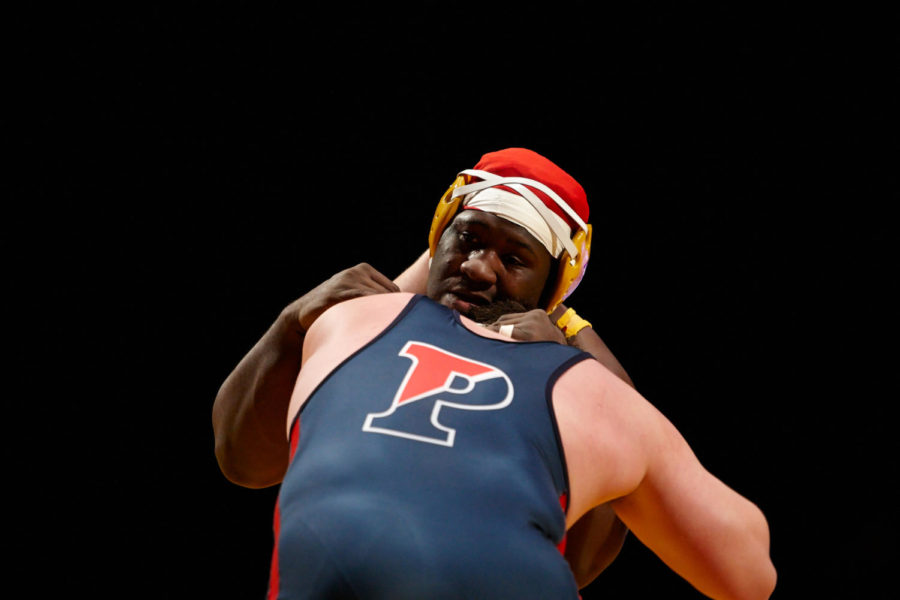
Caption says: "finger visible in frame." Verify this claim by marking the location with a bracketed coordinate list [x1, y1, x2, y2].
[490, 313, 526, 326]
[359, 263, 402, 293]
[338, 265, 398, 295]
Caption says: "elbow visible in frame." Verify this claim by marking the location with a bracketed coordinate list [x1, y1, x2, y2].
[737, 519, 778, 600]
[751, 511, 778, 600]
[737, 562, 777, 600]
[214, 435, 283, 489]
[214, 437, 255, 488]
[212, 416, 289, 489]
[212, 396, 284, 489]
[735, 499, 777, 600]
[713, 560, 776, 600]
[709, 504, 777, 600]
[761, 561, 778, 599]
[752, 549, 778, 600]
[731, 529, 778, 600]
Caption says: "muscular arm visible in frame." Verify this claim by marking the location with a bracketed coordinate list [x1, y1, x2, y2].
[609, 403, 776, 599]
[213, 264, 399, 488]
[213, 306, 304, 488]
[485, 307, 632, 587]
[556, 361, 776, 599]
[546, 304, 632, 586]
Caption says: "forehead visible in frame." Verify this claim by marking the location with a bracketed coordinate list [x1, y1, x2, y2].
[452, 210, 547, 255]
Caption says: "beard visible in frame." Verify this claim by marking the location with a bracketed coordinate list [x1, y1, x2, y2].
[467, 299, 528, 324]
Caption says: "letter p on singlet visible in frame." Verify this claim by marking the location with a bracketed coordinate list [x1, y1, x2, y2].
[362, 341, 514, 447]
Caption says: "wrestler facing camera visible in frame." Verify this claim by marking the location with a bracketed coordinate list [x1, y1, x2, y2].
[213, 149, 776, 599]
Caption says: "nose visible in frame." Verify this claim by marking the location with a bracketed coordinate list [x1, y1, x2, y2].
[460, 249, 500, 286]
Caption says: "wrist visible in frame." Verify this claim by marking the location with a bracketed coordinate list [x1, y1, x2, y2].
[556, 308, 592, 339]
[278, 300, 309, 344]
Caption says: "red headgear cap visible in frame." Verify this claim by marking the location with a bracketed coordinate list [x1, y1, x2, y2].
[471, 148, 589, 231]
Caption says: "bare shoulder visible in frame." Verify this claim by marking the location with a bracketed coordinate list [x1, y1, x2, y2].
[287, 292, 418, 436]
[324, 291, 416, 320]
[304, 292, 418, 350]
[551, 359, 661, 524]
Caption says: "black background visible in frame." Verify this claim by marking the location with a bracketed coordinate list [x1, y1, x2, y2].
[11, 3, 895, 599]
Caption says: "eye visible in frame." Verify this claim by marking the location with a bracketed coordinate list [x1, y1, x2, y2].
[503, 254, 526, 268]
[457, 230, 478, 246]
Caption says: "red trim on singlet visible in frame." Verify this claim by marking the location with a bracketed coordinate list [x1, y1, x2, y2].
[289, 416, 301, 460]
[267, 500, 281, 600]
[557, 493, 584, 600]
[557, 492, 568, 555]
[268, 417, 303, 600]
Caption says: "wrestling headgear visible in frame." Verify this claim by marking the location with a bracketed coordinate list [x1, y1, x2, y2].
[428, 148, 592, 313]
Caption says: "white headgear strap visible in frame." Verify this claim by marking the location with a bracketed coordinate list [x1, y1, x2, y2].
[450, 169, 586, 264]
[463, 188, 570, 258]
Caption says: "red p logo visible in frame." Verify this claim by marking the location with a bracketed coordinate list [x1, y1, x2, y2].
[363, 342, 513, 446]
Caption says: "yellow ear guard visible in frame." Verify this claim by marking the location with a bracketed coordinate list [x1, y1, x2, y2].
[543, 224, 591, 314]
[427, 174, 592, 315]
[428, 175, 467, 258]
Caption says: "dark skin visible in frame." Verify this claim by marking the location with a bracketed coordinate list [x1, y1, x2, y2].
[426, 210, 554, 315]
[213, 209, 627, 586]
[213, 263, 401, 487]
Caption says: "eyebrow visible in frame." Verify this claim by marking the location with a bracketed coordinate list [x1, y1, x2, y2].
[505, 234, 539, 257]
[456, 212, 541, 258]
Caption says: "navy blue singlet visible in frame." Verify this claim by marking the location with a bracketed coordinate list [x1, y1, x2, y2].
[269, 295, 590, 599]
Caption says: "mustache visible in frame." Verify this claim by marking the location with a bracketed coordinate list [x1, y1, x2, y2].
[467, 299, 528, 324]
